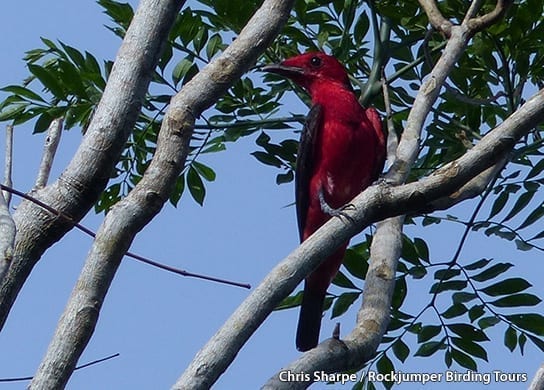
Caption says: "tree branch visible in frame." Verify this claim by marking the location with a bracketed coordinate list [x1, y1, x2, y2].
[0, 183, 250, 289]
[3, 124, 13, 205]
[0, 125, 15, 282]
[33, 117, 63, 189]
[0, 0, 178, 330]
[0, 192, 15, 283]
[466, 0, 513, 34]
[417, 0, 453, 37]
[179, 87, 544, 388]
[530, 363, 544, 390]
[30, 0, 294, 388]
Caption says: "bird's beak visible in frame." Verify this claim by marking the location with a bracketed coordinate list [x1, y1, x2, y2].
[261, 63, 304, 77]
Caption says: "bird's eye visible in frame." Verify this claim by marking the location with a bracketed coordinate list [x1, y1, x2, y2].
[310, 56, 322, 67]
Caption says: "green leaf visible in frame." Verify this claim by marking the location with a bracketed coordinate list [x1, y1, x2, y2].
[192, 161, 216, 181]
[451, 337, 488, 361]
[187, 166, 205, 206]
[391, 277, 407, 310]
[0, 85, 46, 102]
[526, 158, 544, 179]
[447, 324, 489, 342]
[331, 292, 360, 318]
[506, 314, 544, 336]
[34, 112, 54, 133]
[251, 151, 282, 167]
[515, 239, 534, 251]
[528, 334, 544, 352]
[490, 293, 541, 308]
[504, 326, 517, 352]
[488, 191, 509, 219]
[468, 305, 485, 322]
[417, 325, 441, 343]
[517, 204, 544, 230]
[206, 33, 223, 60]
[434, 268, 461, 281]
[28, 64, 65, 98]
[0, 103, 27, 122]
[275, 290, 303, 310]
[452, 292, 477, 304]
[471, 262, 513, 282]
[430, 280, 467, 294]
[331, 270, 358, 289]
[172, 58, 193, 85]
[376, 354, 395, 386]
[501, 190, 536, 223]
[518, 332, 527, 355]
[480, 278, 532, 297]
[478, 316, 500, 329]
[451, 348, 477, 370]
[464, 258, 491, 270]
[414, 339, 446, 357]
[169, 175, 185, 207]
[392, 339, 410, 363]
[442, 303, 468, 319]
[414, 237, 429, 262]
[276, 171, 294, 185]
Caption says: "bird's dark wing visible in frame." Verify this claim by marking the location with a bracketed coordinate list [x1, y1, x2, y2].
[295, 104, 322, 242]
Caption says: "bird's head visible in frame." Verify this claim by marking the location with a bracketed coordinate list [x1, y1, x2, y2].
[262, 52, 351, 93]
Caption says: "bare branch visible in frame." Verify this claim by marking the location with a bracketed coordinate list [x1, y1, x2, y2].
[530, 363, 544, 390]
[0, 0, 180, 332]
[381, 72, 397, 166]
[0, 192, 15, 283]
[3, 125, 13, 206]
[31, 0, 294, 388]
[0, 183, 250, 289]
[417, 0, 453, 36]
[427, 156, 508, 211]
[463, 0, 484, 23]
[34, 118, 63, 189]
[0, 124, 15, 283]
[466, 0, 513, 34]
[0, 353, 119, 383]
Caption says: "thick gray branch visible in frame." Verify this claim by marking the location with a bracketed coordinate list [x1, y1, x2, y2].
[529, 363, 544, 390]
[31, 0, 294, 388]
[417, 0, 453, 36]
[0, 124, 15, 281]
[466, 0, 513, 33]
[180, 88, 544, 389]
[0, 192, 15, 283]
[0, 0, 176, 331]
[28, 0, 185, 388]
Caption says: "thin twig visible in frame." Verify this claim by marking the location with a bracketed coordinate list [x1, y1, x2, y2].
[0, 184, 250, 289]
[3, 124, 13, 205]
[381, 68, 397, 167]
[0, 353, 120, 382]
[34, 118, 63, 189]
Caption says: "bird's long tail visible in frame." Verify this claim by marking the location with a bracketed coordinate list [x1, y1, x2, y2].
[296, 282, 325, 352]
[295, 247, 347, 352]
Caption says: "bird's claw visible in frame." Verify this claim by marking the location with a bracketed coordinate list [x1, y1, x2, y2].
[318, 188, 356, 223]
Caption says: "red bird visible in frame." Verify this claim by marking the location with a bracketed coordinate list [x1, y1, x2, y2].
[264, 52, 385, 351]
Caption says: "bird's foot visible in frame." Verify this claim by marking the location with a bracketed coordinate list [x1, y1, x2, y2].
[372, 176, 394, 187]
[318, 188, 355, 223]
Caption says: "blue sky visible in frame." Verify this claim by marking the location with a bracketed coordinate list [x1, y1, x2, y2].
[0, 1, 542, 389]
